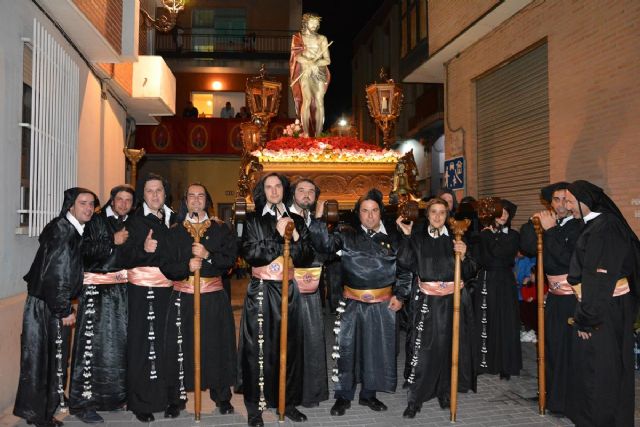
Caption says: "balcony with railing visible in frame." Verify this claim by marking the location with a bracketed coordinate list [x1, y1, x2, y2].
[155, 29, 294, 60]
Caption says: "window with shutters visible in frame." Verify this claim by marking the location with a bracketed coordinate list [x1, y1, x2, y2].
[476, 43, 549, 228]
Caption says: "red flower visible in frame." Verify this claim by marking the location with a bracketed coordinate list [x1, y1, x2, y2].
[264, 136, 385, 152]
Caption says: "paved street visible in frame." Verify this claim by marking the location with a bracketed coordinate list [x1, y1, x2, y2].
[2, 278, 639, 426]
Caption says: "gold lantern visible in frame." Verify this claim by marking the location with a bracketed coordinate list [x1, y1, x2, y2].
[366, 68, 404, 148]
[246, 65, 282, 138]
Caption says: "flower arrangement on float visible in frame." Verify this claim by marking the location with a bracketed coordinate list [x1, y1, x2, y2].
[252, 120, 399, 163]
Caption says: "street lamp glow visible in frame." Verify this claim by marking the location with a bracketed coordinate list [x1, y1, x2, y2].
[338, 118, 347, 127]
[212, 81, 222, 90]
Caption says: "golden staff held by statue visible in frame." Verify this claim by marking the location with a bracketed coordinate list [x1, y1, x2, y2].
[448, 217, 471, 422]
[531, 216, 546, 415]
[183, 217, 212, 422]
[278, 222, 295, 421]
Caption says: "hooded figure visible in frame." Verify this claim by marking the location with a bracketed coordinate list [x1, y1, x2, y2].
[161, 183, 238, 417]
[519, 181, 582, 415]
[308, 188, 412, 417]
[14, 188, 96, 427]
[475, 198, 522, 379]
[564, 180, 639, 427]
[68, 184, 135, 422]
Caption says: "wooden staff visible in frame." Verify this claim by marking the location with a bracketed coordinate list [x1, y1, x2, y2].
[448, 217, 470, 422]
[278, 221, 295, 421]
[183, 218, 212, 422]
[531, 216, 546, 415]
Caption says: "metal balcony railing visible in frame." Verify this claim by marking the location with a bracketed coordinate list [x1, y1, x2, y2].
[155, 29, 294, 58]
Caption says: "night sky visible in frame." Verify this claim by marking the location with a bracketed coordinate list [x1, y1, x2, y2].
[302, 0, 385, 129]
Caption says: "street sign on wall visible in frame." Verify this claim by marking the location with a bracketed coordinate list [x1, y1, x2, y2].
[444, 156, 464, 190]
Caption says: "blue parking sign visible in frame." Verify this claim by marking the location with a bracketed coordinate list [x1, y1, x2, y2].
[444, 156, 464, 190]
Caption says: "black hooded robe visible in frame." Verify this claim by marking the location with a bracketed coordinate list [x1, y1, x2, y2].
[68, 212, 129, 413]
[397, 231, 478, 406]
[235, 211, 313, 413]
[564, 212, 636, 427]
[161, 219, 238, 406]
[520, 216, 582, 414]
[14, 217, 84, 424]
[308, 220, 412, 398]
[120, 208, 176, 414]
[475, 228, 522, 376]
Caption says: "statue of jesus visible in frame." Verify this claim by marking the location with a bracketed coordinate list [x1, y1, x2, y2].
[290, 13, 331, 137]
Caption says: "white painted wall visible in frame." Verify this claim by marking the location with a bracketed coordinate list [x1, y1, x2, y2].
[1, 2, 128, 297]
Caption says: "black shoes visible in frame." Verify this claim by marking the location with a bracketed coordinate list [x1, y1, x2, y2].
[218, 400, 234, 414]
[402, 403, 421, 418]
[330, 398, 351, 416]
[358, 397, 387, 412]
[279, 407, 307, 422]
[500, 372, 511, 381]
[27, 419, 64, 427]
[438, 395, 450, 409]
[247, 413, 264, 426]
[75, 410, 104, 424]
[134, 412, 154, 423]
[164, 402, 184, 418]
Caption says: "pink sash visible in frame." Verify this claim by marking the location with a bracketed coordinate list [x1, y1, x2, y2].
[251, 256, 294, 282]
[127, 266, 172, 288]
[172, 276, 223, 294]
[83, 270, 128, 285]
[343, 286, 392, 303]
[419, 281, 462, 296]
[546, 274, 574, 296]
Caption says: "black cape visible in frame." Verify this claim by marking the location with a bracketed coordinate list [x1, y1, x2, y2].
[520, 217, 582, 413]
[14, 217, 84, 424]
[236, 211, 313, 412]
[397, 231, 478, 405]
[69, 212, 129, 412]
[161, 219, 238, 405]
[120, 207, 176, 414]
[565, 213, 637, 426]
[309, 220, 412, 395]
[475, 228, 522, 376]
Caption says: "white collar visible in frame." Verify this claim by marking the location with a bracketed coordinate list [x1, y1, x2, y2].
[361, 222, 387, 236]
[143, 202, 172, 228]
[582, 211, 601, 224]
[106, 205, 128, 222]
[428, 225, 449, 238]
[262, 203, 287, 219]
[289, 204, 311, 225]
[558, 215, 573, 227]
[501, 226, 509, 234]
[186, 212, 209, 224]
[65, 211, 85, 236]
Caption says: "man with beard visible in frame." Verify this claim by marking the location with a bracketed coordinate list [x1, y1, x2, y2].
[69, 185, 135, 423]
[564, 180, 639, 427]
[310, 189, 412, 417]
[161, 183, 237, 415]
[287, 179, 328, 407]
[121, 174, 177, 423]
[519, 182, 582, 416]
[236, 173, 313, 427]
[14, 188, 97, 427]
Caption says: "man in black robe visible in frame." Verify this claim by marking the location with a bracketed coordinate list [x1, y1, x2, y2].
[121, 173, 177, 423]
[14, 187, 97, 427]
[519, 182, 582, 415]
[69, 185, 135, 423]
[161, 183, 237, 415]
[287, 178, 328, 407]
[310, 189, 412, 416]
[564, 180, 639, 427]
[236, 173, 314, 427]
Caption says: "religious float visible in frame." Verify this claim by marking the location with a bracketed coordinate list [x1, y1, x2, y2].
[234, 66, 419, 218]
